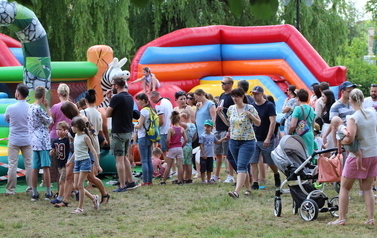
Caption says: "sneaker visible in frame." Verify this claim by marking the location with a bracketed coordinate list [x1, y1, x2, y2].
[125, 182, 138, 190]
[211, 175, 221, 183]
[5, 190, 15, 196]
[50, 198, 62, 204]
[25, 187, 32, 194]
[274, 173, 281, 188]
[208, 180, 215, 184]
[170, 171, 177, 177]
[202, 181, 208, 184]
[251, 183, 259, 190]
[112, 187, 127, 192]
[44, 192, 53, 200]
[31, 193, 40, 202]
[223, 175, 235, 183]
[140, 182, 152, 186]
[92, 195, 100, 210]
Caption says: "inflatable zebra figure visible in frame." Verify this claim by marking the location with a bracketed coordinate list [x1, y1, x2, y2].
[98, 57, 130, 108]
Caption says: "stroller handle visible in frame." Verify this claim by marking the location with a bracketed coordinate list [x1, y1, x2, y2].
[310, 147, 339, 157]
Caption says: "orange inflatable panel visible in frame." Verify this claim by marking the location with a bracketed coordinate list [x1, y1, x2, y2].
[223, 60, 310, 91]
[136, 61, 222, 81]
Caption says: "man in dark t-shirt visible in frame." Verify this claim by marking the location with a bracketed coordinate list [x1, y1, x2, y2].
[106, 77, 138, 192]
[213, 76, 234, 183]
[250, 86, 281, 190]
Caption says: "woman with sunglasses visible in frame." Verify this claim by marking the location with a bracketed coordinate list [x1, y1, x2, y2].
[173, 91, 195, 123]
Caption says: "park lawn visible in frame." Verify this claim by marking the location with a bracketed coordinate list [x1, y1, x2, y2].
[0, 171, 375, 238]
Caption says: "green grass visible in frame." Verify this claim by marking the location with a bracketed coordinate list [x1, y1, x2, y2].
[0, 171, 376, 237]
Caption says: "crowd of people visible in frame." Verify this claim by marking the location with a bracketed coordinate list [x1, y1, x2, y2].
[4, 76, 377, 223]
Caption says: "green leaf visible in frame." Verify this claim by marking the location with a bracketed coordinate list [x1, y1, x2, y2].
[250, 0, 279, 20]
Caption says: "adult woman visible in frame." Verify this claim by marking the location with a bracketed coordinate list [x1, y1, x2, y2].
[173, 91, 195, 123]
[187, 92, 197, 111]
[49, 84, 71, 183]
[130, 67, 160, 93]
[54, 102, 109, 207]
[328, 89, 377, 225]
[288, 89, 316, 155]
[282, 85, 298, 135]
[134, 93, 154, 186]
[309, 84, 321, 108]
[80, 89, 108, 177]
[226, 88, 261, 198]
[320, 90, 336, 149]
[194, 89, 216, 136]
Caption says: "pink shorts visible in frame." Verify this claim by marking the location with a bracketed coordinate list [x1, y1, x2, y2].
[166, 147, 183, 160]
[342, 156, 377, 179]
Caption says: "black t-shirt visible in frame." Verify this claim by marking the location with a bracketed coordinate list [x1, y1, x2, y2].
[109, 92, 135, 133]
[215, 92, 234, 131]
[51, 137, 70, 168]
[252, 100, 277, 141]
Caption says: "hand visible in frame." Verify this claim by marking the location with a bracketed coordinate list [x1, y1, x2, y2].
[203, 155, 207, 160]
[97, 165, 103, 174]
[43, 98, 49, 108]
[105, 90, 112, 100]
[323, 136, 327, 145]
[216, 106, 223, 113]
[263, 139, 270, 148]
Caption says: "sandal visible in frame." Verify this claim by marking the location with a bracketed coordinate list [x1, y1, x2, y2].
[244, 190, 251, 196]
[100, 193, 110, 204]
[327, 219, 346, 225]
[54, 201, 69, 207]
[364, 219, 375, 225]
[228, 191, 239, 199]
[70, 207, 84, 214]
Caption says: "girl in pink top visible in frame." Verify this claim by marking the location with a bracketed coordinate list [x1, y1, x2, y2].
[160, 111, 187, 185]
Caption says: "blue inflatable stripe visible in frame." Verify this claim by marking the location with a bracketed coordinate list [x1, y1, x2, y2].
[0, 98, 16, 104]
[9, 47, 24, 65]
[222, 43, 318, 89]
[139, 44, 221, 64]
[0, 114, 8, 127]
[0, 92, 8, 99]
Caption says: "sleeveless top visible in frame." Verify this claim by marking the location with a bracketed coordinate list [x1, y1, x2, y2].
[74, 133, 90, 161]
[169, 126, 182, 149]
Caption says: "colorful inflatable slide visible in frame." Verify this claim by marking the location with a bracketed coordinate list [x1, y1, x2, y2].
[130, 24, 346, 113]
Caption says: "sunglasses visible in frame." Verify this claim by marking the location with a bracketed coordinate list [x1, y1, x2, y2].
[187, 97, 193, 100]
[221, 82, 230, 85]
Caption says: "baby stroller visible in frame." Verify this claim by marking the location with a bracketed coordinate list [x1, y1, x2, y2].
[271, 135, 339, 221]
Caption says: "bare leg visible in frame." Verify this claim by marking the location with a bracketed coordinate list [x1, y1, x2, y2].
[215, 154, 223, 178]
[162, 157, 173, 182]
[115, 155, 126, 188]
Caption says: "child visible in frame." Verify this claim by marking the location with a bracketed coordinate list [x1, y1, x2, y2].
[314, 123, 325, 151]
[49, 121, 70, 204]
[199, 119, 227, 184]
[160, 111, 187, 185]
[152, 147, 165, 178]
[130, 67, 160, 94]
[28, 86, 53, 201]
[179, 109, 197, 183]
[331, 116, 365, 171]
[69, 117, 102, 214]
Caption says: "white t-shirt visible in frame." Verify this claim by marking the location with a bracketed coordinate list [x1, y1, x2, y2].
[350, 108, 377, 158]
[155, 98, 173, 135]
[136, 107, 150, 138]
[362, 97, 377, 110]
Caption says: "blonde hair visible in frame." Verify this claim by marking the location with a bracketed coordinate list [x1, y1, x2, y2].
[349, 89, 366, 118]
[57, 83, 70, 97]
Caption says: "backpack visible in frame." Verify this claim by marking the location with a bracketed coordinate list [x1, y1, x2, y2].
[143, 107, 160, 142]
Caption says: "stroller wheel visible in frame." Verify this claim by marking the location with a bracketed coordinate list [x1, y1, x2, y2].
[300, 199, 318, 221]
[292, 200, 298, 215]
[329, 196, 339, 218]
[274, 197, 282, 217]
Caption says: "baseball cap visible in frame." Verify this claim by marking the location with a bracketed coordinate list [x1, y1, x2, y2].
[339, 81, 357, 91]
[251, 86, 264, 93]
[204, 119, 213, 127]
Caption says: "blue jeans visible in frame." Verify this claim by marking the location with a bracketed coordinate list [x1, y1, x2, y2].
[229, 139, 256, 173]
[138, 137, 153, 183]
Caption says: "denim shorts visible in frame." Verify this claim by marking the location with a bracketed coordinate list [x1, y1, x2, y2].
[160, 134, 168, 152]
[73, 158, 92, 173]
[250, 140, 275, 165]
[229, 139, 256, 173]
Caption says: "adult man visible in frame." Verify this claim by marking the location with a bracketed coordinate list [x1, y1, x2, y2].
[106, 77, 138, 192]
[150, 91, 173, 160]
[250, 86, 280, 190]
[213, 76, 234, 183]
[323, 81, 356, 147]
[363, 84, 377, 110]
[4, 83, 32, 195]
